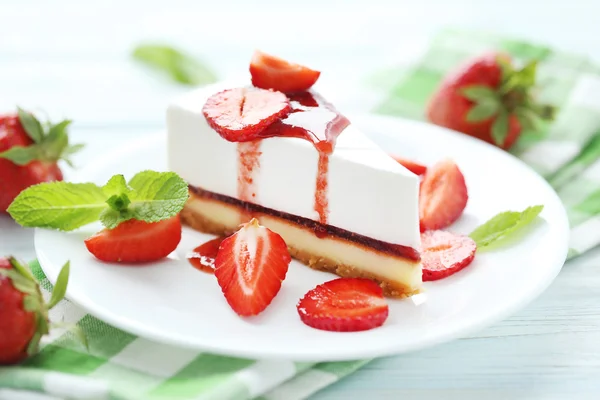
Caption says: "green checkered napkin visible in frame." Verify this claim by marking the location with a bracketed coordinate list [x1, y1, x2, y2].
[3, 29, 600, 400]
[372, 28, 600, 259]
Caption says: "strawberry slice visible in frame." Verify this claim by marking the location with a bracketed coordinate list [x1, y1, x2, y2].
[391, 156, 428, 176]
[214, 218, 291, 316]
[297, 278, 389, 332]
[250, 50, 321, 93]
[419, 159, 468, 231]
[84, 215, 182, 263]
[421, 230, 476, 281]
[203, 87, 291, 142]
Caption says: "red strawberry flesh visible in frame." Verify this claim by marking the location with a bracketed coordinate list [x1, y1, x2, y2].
[421, 230, 476, 281]
[391, 156, 428, 176]
[297, 278, 389, 332]
[214, 218, 291, 316]
[0, 258, 36, 364]
[84, 215, 182, 263]
[202, 87, 291, 142]
[419, 159, 468, 231]
[250, 50, 321, 93]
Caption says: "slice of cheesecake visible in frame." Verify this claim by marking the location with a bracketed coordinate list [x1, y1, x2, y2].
[167, 83, 422, 298]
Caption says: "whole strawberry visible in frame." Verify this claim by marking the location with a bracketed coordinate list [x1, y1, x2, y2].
[0, 257, 70, 364]
[0, 108, 82, 212]
[427, 53, 554, 150]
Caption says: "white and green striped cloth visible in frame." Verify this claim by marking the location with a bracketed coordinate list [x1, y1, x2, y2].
[3, 29, 600, 400]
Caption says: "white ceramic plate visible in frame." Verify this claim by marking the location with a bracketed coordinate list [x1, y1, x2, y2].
[35, 115, 569, 361]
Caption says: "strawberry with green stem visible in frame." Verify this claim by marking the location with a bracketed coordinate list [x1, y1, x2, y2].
[427, 53, 555, 150]
[0, 257, 72, 365]
[0, 108, 83, 211]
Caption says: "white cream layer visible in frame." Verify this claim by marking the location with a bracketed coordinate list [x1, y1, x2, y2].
[167, 83, 420, 248]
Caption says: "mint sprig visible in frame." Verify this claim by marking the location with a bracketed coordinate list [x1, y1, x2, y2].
[469, 205, 544, 249]
[7, 170, 189, 231]
[0, 108, 83, 166]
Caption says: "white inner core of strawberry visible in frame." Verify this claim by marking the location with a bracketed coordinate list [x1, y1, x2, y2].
[234, 225, 269, 295]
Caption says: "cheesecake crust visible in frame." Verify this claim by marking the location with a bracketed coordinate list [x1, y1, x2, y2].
[181, 202, 420, 298]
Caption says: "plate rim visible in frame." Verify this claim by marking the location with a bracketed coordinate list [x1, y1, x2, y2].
[36, 113, 570, 361]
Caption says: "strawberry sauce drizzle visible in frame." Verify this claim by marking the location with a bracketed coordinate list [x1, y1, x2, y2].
[254, 91, 350, 233]
[188, 237, 226, 274]
[237, 140, 262, 222]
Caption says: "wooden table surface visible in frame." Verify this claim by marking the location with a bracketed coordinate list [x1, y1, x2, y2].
[2, 1, 600, 399]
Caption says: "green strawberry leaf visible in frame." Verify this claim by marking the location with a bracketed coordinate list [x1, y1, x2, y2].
[132, 44, 217, 86]
[48, 261, 70, 309]
[0, 268, 37, 296]
[515, 107, 543, 131]
[43, 120, 72, 160]
[23, 295, 42, 312]
[470, 205, 544, 249]
[491, 110, 509, 145]
[6, 109, 82, 166]
[7, 182, 108, 231]
[0, 145, 42, 165]
[50, 321, 89, 350]
[8, 257, 35, 281]
[466, 100, 500, 122]
[27, 331, 43, 355]
[17, 107, 44, 143]
[517, 60, 538, 88]
[126, 170, 189, 223]
[460, 85, 498, 103]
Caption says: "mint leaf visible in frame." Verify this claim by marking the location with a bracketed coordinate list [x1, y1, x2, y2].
[132, 44, 217, 86]
[8, 182, 107, 231]
[99, 208, 135, 229]
[0, 145, 42, 165]
[469, 205, 544, 249]
[460, 86, 498, 102]
[103, 174, 130, 198]
[17, 107, 44, 143]
[127, 170, 189, 223]
[8, 170, 188, 231]
[100, 175, 134, 228]
[491, 110, 509, 145]
[106, 194, 131, 212]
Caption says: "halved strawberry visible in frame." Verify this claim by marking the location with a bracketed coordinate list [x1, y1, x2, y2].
[250, 50, 321, 93]
[202, 87, 291, 142]
[297, 278, 389, 332]
[391, 156, 428, 176]
[84, 215, 182, 263]
[421, 230, 476, 281]
[214, 218, 291, 316]
[419, 159, 468, 231]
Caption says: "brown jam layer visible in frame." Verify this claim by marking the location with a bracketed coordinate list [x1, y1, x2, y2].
[189, 185, 420, 261]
